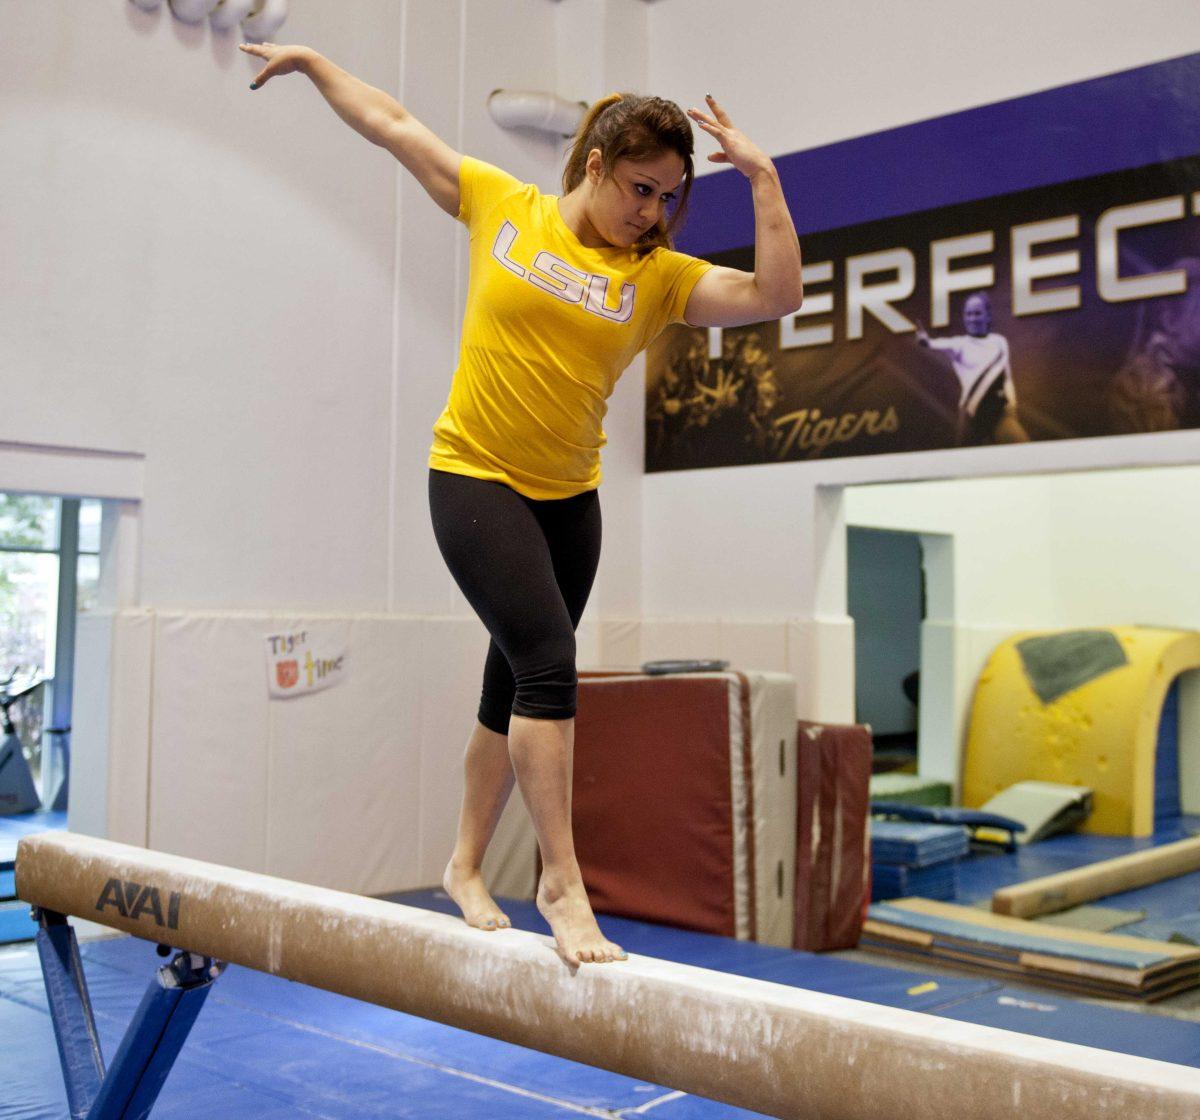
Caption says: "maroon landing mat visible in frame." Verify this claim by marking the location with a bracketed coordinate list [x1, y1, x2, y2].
[794, 721, 872, 951]
[573, 674, 753, 938]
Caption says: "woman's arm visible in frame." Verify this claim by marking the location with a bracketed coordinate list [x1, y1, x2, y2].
[241, 43, 462, 217]
[682, 96, 803, 329]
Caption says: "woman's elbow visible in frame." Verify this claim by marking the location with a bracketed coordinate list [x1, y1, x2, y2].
[767, 283, 803, 320]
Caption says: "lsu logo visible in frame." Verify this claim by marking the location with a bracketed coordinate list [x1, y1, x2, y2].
[492, 221, 636, 323]
[95, 878, 182, 930]
[276, 660, 299, 689]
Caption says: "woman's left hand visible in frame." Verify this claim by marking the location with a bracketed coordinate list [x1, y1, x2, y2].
[687, 95, 772, 178]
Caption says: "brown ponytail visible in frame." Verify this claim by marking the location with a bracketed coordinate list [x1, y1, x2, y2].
[562, 92, 696, 255]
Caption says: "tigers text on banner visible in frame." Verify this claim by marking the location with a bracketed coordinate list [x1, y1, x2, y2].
[265, 627, 348, 699]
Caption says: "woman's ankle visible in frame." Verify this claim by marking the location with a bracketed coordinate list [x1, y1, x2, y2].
[538, 863, 584, 900]
[446, 854, 484, 877]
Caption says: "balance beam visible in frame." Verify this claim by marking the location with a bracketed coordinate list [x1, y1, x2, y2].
[16, 831, 1200, 1120]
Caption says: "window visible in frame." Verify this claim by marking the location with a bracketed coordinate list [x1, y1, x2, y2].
[0, 493, 100, 786]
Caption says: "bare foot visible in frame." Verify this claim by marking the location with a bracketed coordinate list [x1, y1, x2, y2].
[537, 873, 626, 965]
[443, 862, 511, 931]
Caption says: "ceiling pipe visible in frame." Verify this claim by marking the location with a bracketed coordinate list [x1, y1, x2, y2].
[487, 90, 587, 139]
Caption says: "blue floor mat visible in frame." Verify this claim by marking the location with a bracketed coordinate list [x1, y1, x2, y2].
[0, 900, 38, 945]
[0, 809, 68, 871]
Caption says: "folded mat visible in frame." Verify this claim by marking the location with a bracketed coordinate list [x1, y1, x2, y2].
[794, 721, 872, 951]
[872, 860, 959, 903]
[863, 897, 1200, 1001]
[978, 780, 1093, 844]
[870, 820, 969, 867]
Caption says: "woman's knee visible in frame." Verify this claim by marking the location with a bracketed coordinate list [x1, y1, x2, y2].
[510, 632, 577, 721]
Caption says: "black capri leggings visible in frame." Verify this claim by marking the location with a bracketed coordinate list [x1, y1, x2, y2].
[428, 469, 602, 734]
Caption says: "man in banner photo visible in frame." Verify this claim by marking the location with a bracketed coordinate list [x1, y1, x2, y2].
[916, 292, 1030, 446]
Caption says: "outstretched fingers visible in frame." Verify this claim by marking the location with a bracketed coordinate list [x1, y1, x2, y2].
[703, 93, 734, 128]
[238, 41, 278, 88]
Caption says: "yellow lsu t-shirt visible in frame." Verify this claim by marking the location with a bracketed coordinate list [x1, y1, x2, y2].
[428, 156, 713, 499]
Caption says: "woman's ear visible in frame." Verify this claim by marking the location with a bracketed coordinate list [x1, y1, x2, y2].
[585, 147, 605, 185]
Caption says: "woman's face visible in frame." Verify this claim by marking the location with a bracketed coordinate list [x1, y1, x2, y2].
[586, 148, 685, 248]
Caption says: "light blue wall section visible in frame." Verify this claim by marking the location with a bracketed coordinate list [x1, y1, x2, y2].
[847, 527, 922, 736]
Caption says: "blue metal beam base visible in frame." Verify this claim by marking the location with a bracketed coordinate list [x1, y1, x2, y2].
[36, 910, 105, 1119]
[34, 908, 224, 1120]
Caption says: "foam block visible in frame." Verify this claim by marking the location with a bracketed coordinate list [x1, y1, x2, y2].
[573, 670, 797, 945]
[870, 821, 969, 867]
[872, 861, 959, 902]
[962, 627, 1200, 836]
[794, 721, 872, 951]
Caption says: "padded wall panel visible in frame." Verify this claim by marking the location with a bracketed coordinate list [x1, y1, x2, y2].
[265, 616, 423, 896]
[148, 612, 271, 870]
[719, 621, 791, 674]
[963, 627, 1200, 836]
[110, 610, 503, 895]
[639, 619, 722, 663]
[103, 610, 155, 846]
[787, 616, 856, 723]
[68, 612, 130, 843]
[416, 615, 491, 886]
[575, 618, 601, 667]
[68, 612, 114, 840]
[597, 618, 640, 667]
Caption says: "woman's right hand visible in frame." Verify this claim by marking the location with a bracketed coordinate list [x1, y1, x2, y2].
[239, 42, 314, 89]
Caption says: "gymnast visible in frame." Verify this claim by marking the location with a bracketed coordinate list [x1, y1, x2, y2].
[241, 41, 803, 965]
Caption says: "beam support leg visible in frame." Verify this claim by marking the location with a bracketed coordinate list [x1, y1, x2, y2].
[36, 910, 105, 1119]
[86, 949, 223, 1119]
[35, 908, 223, 1120]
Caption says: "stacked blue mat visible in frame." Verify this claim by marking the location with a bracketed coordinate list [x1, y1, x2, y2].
[871, 820, 969, 902]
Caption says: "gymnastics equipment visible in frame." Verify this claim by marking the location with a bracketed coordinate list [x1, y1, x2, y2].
[976, 780, 1093, 845]
[794, 721, 872, 950]
[0, 673, 42, 816]
[863, 897, 1200, 1002]
[16, 830, 1200, 1120]
[573, 670, 797, 945]
[992, 835, 1200, 919]
[962, 626, 1200, 836]
[871, 801, 1026, 852]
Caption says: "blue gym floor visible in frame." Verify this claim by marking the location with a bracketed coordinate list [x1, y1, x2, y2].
[4, 809, 1200, 1118]
[0, 810, 67, 945]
